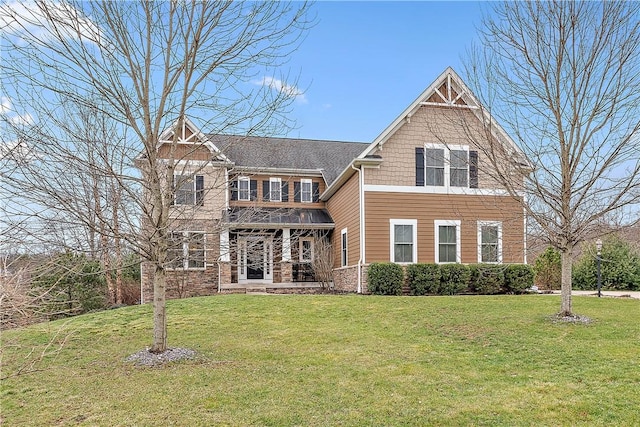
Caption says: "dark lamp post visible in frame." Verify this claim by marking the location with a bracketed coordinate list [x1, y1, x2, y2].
[596, 239, 603, 298]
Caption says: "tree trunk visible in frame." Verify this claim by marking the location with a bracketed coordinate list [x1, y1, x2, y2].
[559, 248, 574, 316]
[150, 264, 167, 353]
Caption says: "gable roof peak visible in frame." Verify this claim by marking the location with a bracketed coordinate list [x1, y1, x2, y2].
[157, 116, 229, 162]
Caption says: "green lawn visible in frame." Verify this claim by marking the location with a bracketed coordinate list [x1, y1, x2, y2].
[2, 295, 639, 426]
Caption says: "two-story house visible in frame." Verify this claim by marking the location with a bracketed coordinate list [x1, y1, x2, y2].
[140, 68, 529, 301]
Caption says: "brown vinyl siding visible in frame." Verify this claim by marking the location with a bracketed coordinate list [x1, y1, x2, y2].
[229, 174, 326, 209]
[326, 173, 360, 268]
[364, 105, 517, 190]
[364, 191, 524, 264]
[157, 142, 213, 161]
[169, 166, 227, 221]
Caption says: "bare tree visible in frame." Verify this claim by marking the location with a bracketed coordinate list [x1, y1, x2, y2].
[460, 0, 640, 316]
[1, 1, 311, 352]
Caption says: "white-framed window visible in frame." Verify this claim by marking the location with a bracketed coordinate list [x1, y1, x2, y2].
[424, 144, 469, 188]
[478, 221, 502, 263]
[435, 220, 461, 263]
[299, 237, 314, 262]
[167, 231, 205, 270]
[238, 176, 250, 201]
[174, 174, 204, 205]
[341, 228, 348, 267]
[390, 219, 417, 263]
[301, 179, 313, 203]
[269, 177, 281, 202]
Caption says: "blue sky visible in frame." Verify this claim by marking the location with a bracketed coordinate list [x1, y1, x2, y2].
[283, 1, 484, 142]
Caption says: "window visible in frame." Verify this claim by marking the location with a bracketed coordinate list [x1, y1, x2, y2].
[167, 231, 205, 270]
[450, 150, 468, 187]
[435, 220, 461, 263]
[341, 228, 348, 267]
[425, 148, 445, 186]
[421, 145, 470, 188]
[301, 179, 313, 203]
[174, 174, 204, 205]
[299, 237, 313, 262]
[478, 221, 502, 263]
[390, 219, 417, 263]
[238, 177, 250, 201]
[269, 178, 281, 202]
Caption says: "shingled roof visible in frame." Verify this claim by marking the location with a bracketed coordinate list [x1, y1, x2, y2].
[209, 134, 367, 186]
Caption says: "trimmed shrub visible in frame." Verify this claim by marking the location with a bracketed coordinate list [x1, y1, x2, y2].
[504, 264, 534, 294]
[367, 263, 404, 295]
[438, 264, 470, 295]
[406, 263, 440, 295]
[533, 247, 561, 290]
[469, 264, 504, 294]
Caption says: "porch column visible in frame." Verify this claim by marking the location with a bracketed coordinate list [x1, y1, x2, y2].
[219, 230, 230, 262]
[282, 228, 291, 261]
[281, 228, 293, 282]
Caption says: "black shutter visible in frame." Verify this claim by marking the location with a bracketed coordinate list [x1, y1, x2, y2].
[469, 151, 478, 189]
[312, 182, 320, 203]
[294, 182, 301, 202]
[250, 180, 257, 201]
[229, 178, 238, 201]
[263, 180, 270, 201]
[195, 175, 204, 206]
[415, 147, 425, 186]
[281, 182, 289, 202]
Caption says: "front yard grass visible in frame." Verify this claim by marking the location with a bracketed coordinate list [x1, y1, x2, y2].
[2, 294, 639, 426]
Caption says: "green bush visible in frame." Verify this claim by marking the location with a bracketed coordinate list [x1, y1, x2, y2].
[572, 236, 640, 291]
[533, 247, 561, 290]
[406, 264, 440, 295]
[469, 264, 504, 294]
[367, 263, 404, 295]
[438, 264, 470, 295]
[504, 264, 534, 294]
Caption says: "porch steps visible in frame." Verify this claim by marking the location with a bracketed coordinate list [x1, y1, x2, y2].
[219, 282, 325, 294]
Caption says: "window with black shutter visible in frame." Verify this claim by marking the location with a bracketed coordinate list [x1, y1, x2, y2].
[229, 178, 238, 201]
[469, 151, 479, 188]
[294, 181, 301, 202]
[195, 175, 204, 206]
[415, 147, 425, 186]
[250, 179, 258, 201]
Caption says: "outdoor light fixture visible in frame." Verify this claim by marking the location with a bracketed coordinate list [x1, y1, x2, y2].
[596, 239, 603, 298]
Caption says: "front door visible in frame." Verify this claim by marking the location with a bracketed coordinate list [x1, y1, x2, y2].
[238, 236, 273, 282]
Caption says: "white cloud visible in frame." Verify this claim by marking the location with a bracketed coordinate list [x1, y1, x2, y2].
[0, 97, 11, 114]
[0, 139, 37, 163]
[254, 77, 308, 104]
[9, 113, 34, 126]
[0, 0, 102, 45]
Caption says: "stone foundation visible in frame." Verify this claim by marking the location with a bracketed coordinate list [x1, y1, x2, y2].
[141, 261, 221, 302]
[332, 264, 369, 293]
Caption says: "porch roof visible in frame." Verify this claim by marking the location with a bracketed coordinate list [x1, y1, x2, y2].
[223, 207, 334, 229]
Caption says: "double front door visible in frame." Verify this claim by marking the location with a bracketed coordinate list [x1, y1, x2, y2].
[238, 236, 273, 282]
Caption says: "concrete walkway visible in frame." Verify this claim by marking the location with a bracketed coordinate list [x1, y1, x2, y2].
[546, 290, 640, 300]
